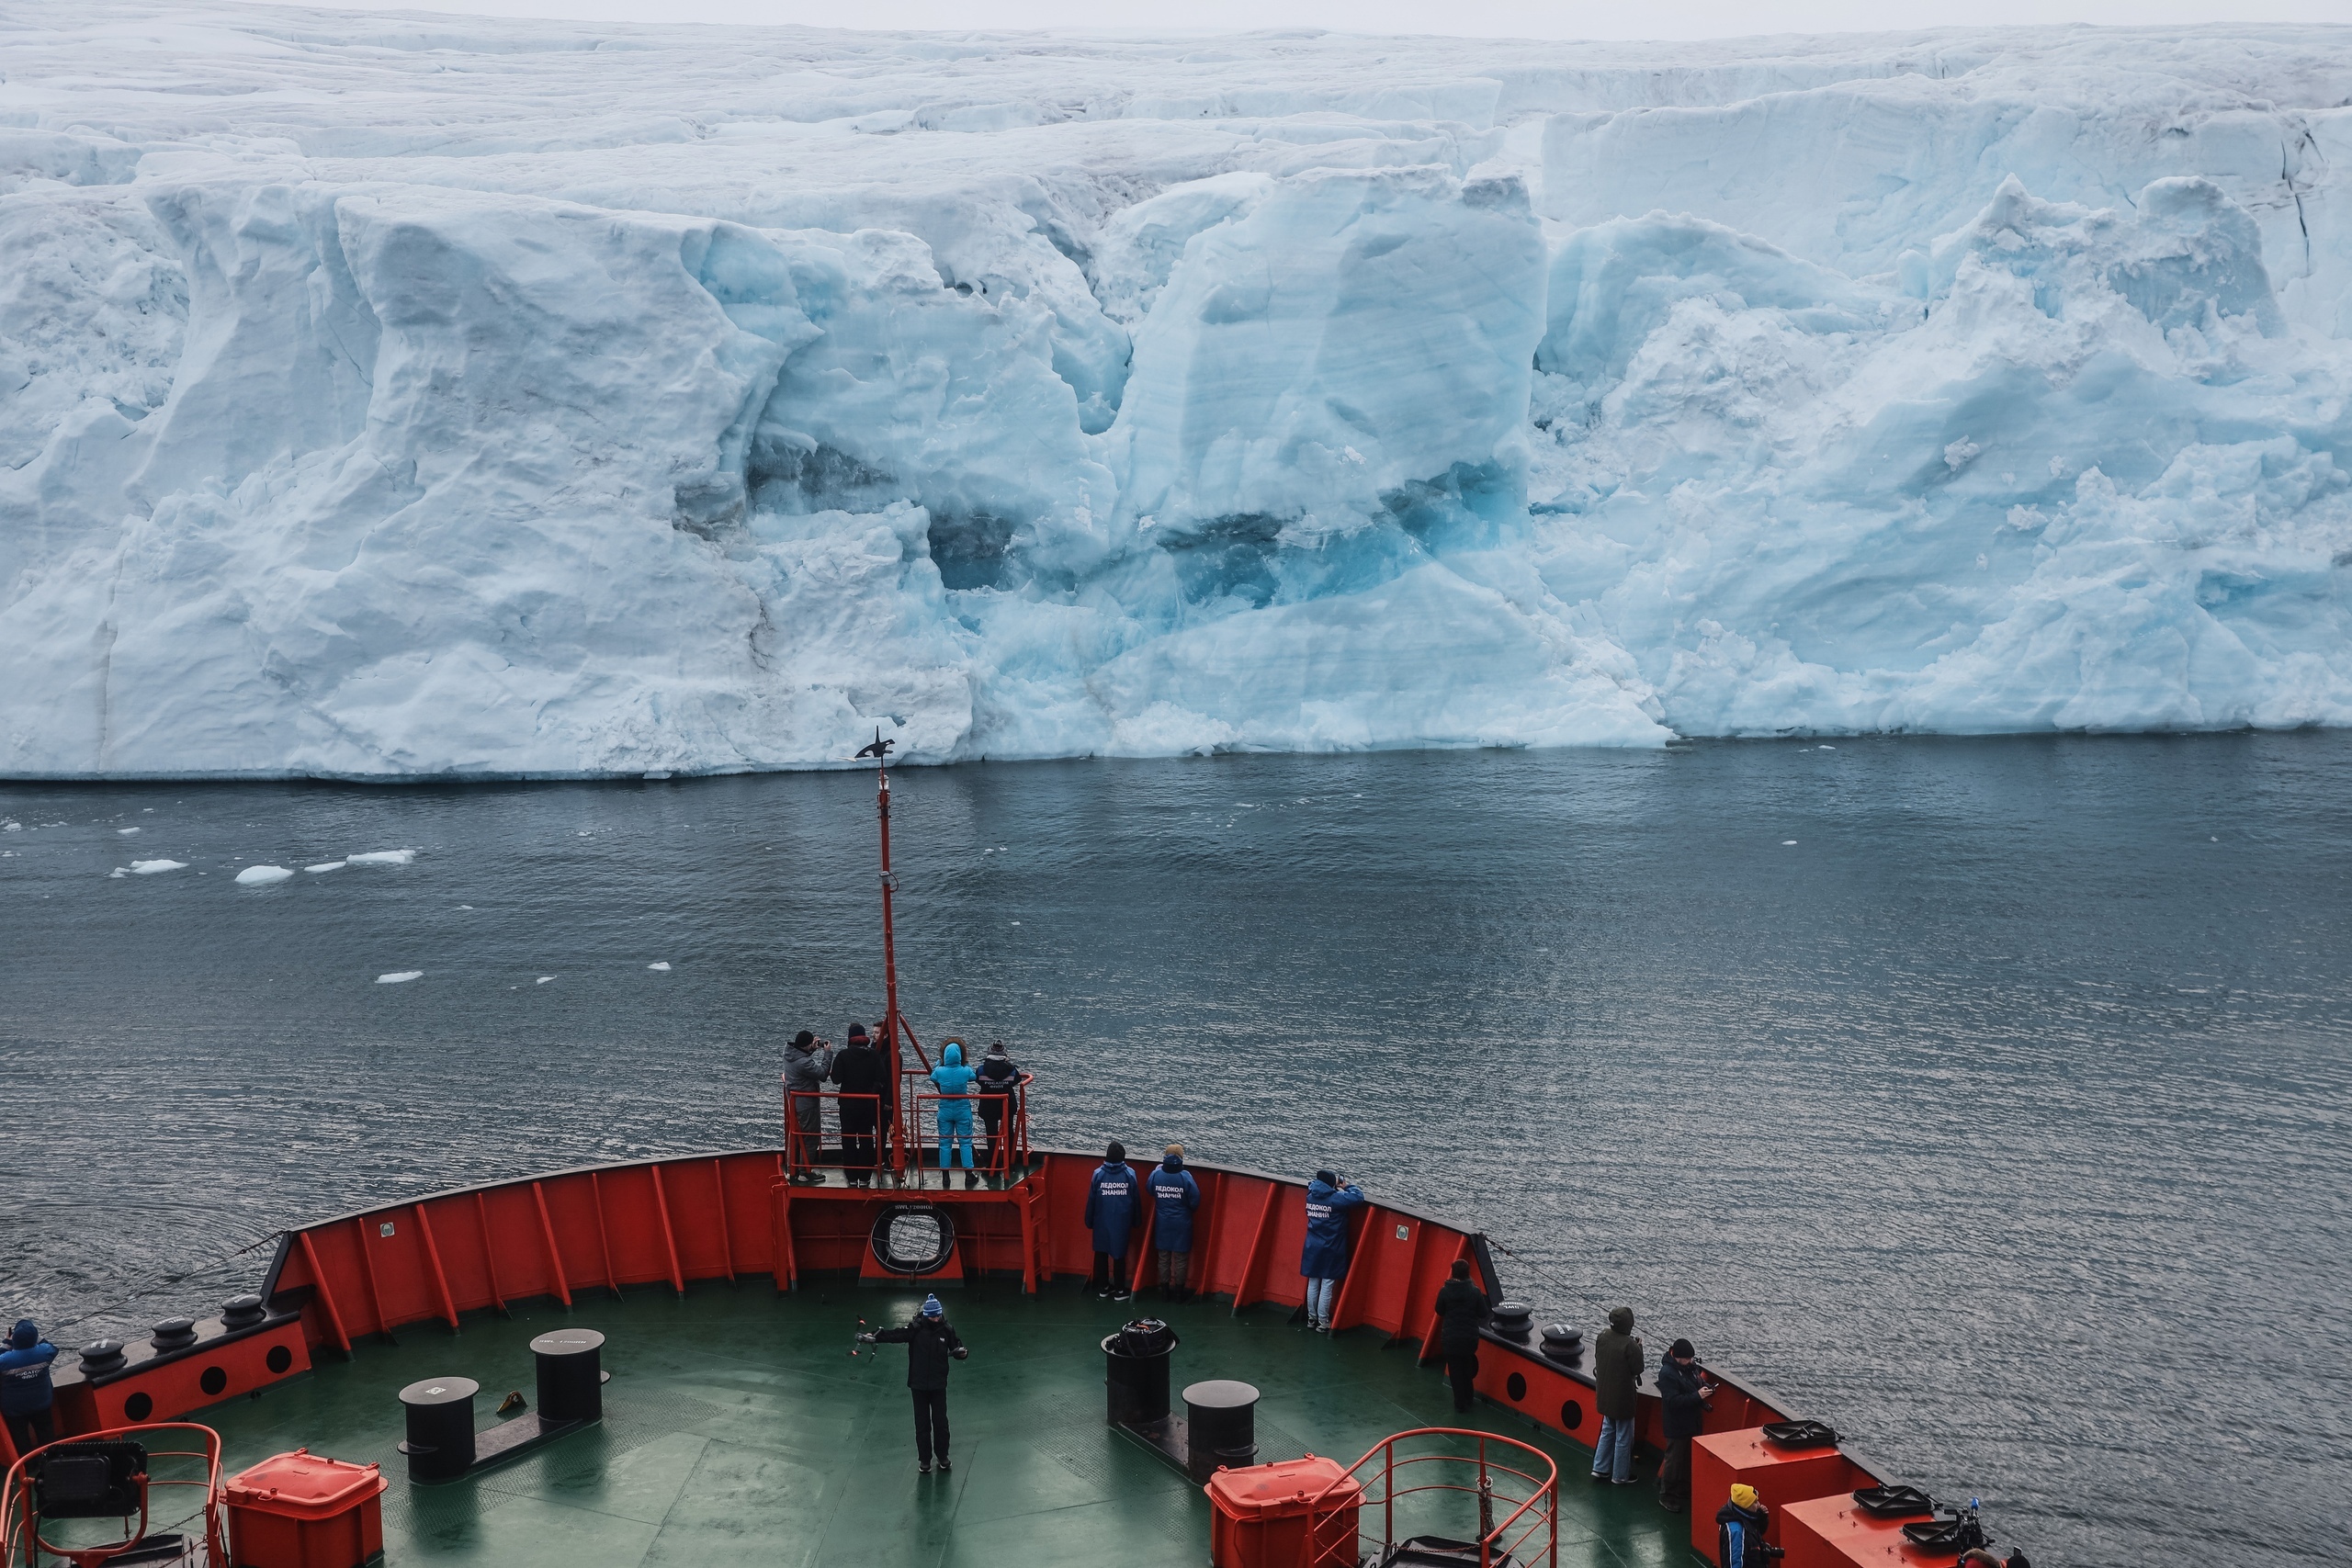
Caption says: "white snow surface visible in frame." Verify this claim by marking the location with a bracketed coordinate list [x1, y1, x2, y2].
[126, 858, 186, 873]
[234, 863, 294, 884]
[3, 6, 2350, 773]
[345, 848, 416, 864]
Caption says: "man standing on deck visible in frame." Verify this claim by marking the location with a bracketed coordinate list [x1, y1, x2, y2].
[1147, 1145, 1201, 1303]
[859, 1294, 968, 1474]
[1, 1320, 58, 1456]
[1299, 1170, 1365, 1333]
[1590, 1305, 1644, 1485]
[783, 1031, 833, 1183]
[1656, 1337, 1713, 1512]
[1431, 1259, 1489, 1413]
[1084, 1144, 1141, 1301]
[830, 1025, 888, 1187]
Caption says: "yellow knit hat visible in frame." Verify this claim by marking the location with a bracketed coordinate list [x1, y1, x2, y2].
[1729, 1484, 1760, 1510]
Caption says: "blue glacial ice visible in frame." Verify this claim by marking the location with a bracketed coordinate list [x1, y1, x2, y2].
[1, 10, 2349, 775]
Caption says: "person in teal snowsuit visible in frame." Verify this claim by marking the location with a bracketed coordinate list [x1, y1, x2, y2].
[931, 1043, 978, 1186]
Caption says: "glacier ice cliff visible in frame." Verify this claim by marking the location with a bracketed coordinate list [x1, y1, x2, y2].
[2, 6, 2350, 775]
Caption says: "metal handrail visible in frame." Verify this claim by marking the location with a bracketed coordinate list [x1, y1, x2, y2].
[782, 1073, 1033, 1179]
[781, 1087, 884, 1175]
[1304, 1427, 1558, 1568]
[904, 1073, 1034, 1174]
[1, 1422, 225, 1568]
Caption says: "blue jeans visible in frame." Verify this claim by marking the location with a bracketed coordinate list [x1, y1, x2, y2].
[1590, 1414, 1634, 1482]
[1306, 1277, 1340, 1326]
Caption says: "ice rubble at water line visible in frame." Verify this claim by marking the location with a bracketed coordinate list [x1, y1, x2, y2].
[0, 14, 2348, 775]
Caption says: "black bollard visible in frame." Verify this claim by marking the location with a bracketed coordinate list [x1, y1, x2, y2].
[532, 1329, 606, 1424]
[1182, 1379, 1260, 1483]
[1102, 1320, 1177, 1427]
[399, 1376, 481, 1482]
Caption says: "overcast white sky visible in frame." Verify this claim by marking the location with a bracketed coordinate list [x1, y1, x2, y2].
[263, 0, 2351, 40]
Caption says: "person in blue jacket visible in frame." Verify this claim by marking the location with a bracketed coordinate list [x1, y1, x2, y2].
[1147, 1145, 1203, 1303]
[1082, 1142, 1140, 1301]
[930, 1041, 978, 1189]
[1299, 1169, 1366, 1333]
[1, 1319, 59, 1455]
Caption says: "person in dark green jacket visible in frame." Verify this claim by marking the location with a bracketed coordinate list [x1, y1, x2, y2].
[1589, 1305, 1644, 1484]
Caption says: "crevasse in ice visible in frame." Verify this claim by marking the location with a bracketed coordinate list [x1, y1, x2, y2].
[2, 9, 2348, 774]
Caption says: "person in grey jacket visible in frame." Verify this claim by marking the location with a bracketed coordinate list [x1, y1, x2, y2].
[783, 1030, 834, 1181]
[1589, 1305, 1645, 1485]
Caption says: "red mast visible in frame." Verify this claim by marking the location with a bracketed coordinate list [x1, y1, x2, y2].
[855, 729, 929, 1176]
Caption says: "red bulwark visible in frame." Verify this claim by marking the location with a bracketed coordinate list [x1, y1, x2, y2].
[224, 1448, 387, 1568]
[1781, 1492, 1950, 1568]
[1690, 1427, 1870, 1561]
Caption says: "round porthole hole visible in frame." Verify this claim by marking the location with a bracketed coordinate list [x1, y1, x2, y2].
[266, 1345, 293, 1374]
[1560, 1399, 1584, 1430]
[869, 1203, 956, 1276]
[124, 1392, 153, 1422]
[199, 1365, 228, 1396]
[1506, 1372, 1527, 1402]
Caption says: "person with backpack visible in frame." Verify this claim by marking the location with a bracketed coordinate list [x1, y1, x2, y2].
[1299, 1169, 1365, 1332]
[1083, 1143, 1141, 1300]
[930, 1042, 978, 1188]
[1430, 1258, 1489, 1413]
[1590, 1305, 1644, 1483]
[1146, 1145, 1202, 1303]
[0, 1320, 58, 1456]
[1715, 1483, 1780, 1568]
[859, 1295, 969, 1473]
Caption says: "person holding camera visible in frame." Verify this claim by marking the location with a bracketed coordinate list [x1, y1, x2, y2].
[1715, 1483, 1783, 1568]
[1657, 1337, 1715, 1512]
[1300, 1169, 1366, 1333]
[782, 1030, 834, 1182]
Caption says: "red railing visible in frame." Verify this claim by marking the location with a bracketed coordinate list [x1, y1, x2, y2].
[1, 1423, 225, 1568]
[781, 1074, 1034, 1179]
[1306, 1427, 1558, 1568]
[903, 1072, 1033, 1178]
[781, 1088, 886, 1177]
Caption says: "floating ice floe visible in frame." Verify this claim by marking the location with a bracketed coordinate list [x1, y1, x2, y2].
[117, 827, 140, 836]
[4, 822, 20, 832]
[1782, 840, 1799, 845]
[376, 971, 424, 984]
[537, 976, 556, 984]
[348, 850, 417, 865]
[305, 861, 345, 874]
[235, 865, 294, 886]
[128, 859, 186, 874]
[647, 961, 672, 972]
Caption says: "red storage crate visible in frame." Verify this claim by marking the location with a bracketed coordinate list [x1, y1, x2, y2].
[1690, 1427, 1870, 1562]
[224, 1449, 387, 1568]
[1207, 1455, 1362, 1568]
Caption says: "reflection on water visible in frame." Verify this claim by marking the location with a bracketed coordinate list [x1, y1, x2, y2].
[4, 734, 2347, 1567]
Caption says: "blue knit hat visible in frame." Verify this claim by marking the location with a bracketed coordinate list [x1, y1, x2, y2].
[11, 1319, 37, 1348]
[921, 1294, 944, 1318]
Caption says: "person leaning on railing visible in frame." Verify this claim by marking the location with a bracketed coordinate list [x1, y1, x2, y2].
[829, 1024, 888, 1188]
[1, 1319, 58, 1455]
[1300, 1169, 1365, 1333]
[1148, 1146, 1202, 1303]
[975, 1042, 1022, 1174]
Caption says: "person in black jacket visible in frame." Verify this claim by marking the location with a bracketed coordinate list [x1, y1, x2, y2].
[1430, 1259, 1488, 1414]
[975, 1042, 1022, 1178]
[860, 1294, 969, 1472]
[829, 1024, 889, 1186]
[1656, 1337, 1714, 1512]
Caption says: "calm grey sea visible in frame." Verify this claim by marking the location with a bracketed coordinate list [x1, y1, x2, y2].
[4, 735, 2347, 1567]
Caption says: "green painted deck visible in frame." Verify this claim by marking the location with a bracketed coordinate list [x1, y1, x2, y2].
[199, 1282, 1692, 1568]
